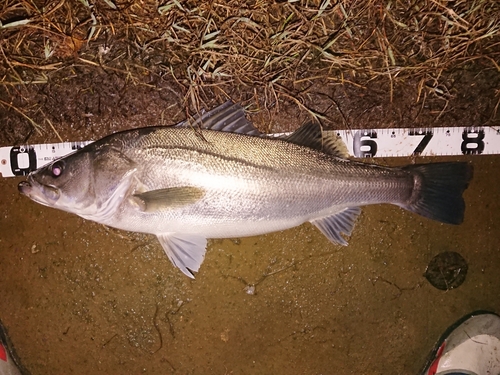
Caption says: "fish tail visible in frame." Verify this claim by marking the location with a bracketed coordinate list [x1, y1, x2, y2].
[402, 162, 473, 225]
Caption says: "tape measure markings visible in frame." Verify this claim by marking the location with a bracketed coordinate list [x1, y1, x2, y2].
[1, 126, 499, 177]
[1, 141, 92, 177]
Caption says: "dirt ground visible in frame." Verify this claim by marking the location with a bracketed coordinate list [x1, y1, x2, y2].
[0, 67, 499, 375]
[1, 1, 500, 373]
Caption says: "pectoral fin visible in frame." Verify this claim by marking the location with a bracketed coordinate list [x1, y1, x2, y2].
[132, 186, 204, 212]
[157, 233, 207, 278]
[311, 207, 361, 246]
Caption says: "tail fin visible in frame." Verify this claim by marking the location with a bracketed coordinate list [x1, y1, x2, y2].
[403, 162, 473, 225]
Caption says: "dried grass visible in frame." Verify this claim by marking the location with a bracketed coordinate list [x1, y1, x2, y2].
[0, 0, 499, 126]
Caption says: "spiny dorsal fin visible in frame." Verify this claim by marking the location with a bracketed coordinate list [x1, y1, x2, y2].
[176, 101, 261, 136]
[286, 122, 349, 159]
[132, 186, 204, 212]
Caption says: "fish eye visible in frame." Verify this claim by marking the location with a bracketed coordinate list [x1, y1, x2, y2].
[51, 161, 64, 178]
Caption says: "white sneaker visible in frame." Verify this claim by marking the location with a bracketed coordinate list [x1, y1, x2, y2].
[0, 320, 22, 375]
[421, 311, 500, 375]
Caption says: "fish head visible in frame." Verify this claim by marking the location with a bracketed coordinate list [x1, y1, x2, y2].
[18, 144, 137, 218]
[18, 150, 96, 213]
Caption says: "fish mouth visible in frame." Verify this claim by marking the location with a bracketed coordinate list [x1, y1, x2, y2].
[17, 180, 32, 195]
[18, 178, 60, 206]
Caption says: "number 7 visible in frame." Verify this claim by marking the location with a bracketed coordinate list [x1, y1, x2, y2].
[409, 130, 433, 155]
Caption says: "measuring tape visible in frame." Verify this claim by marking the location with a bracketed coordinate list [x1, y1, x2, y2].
[1, 126, 498, 177]
[0, 142, 92, 178]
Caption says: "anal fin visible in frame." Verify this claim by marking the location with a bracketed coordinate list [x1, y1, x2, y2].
[310, 207, 361, 246]
[157, 233, 207, 278]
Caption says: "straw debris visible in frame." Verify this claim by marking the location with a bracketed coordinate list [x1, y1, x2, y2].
[0, 0, 499, 137]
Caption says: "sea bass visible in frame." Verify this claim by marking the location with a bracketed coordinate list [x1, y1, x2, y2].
[18, 101, 473, 278]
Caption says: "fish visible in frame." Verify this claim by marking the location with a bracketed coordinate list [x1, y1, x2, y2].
[18, 101, 473, 278]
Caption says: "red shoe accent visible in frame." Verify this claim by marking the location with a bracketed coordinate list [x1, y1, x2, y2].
[0, 343, 7, 362]
[427, 341, 446, 375]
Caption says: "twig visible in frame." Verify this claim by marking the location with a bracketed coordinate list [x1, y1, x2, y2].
[0, 99, 43, 136]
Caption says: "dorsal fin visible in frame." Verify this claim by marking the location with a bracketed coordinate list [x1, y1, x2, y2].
[286, 122, 349, 158]
[176, 101, 261, 136]
[322, 130, 349, 159]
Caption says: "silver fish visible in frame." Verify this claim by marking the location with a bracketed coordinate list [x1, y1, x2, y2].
[18, 101, 473, 278]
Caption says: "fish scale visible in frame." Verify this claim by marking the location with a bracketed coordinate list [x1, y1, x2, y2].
[129, 129, 409, 218]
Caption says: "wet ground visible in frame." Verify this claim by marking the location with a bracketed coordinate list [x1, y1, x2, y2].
[0, 69, 499, 374]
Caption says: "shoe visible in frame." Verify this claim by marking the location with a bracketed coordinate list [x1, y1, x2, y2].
[421, 310, 500, 375]
[0, 319, 23, 375]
